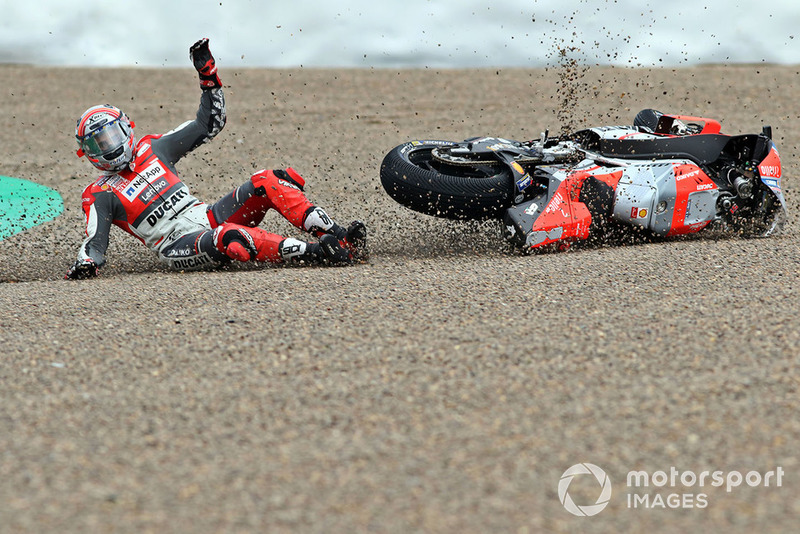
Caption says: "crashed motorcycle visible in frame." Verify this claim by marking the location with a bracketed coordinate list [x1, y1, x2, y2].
[380, 111, 787, 251]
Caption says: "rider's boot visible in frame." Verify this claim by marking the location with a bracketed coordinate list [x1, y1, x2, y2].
[303, 206, 368, 262]
[279, 234, 352, 265]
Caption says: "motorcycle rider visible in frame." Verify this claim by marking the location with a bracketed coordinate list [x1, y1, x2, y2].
[66, 38, 366, 280]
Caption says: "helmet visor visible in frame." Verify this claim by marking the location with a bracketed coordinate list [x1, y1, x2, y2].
[79, 120, 129, 158]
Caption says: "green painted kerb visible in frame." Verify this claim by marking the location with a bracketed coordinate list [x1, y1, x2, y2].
[0, 176, 64, 240]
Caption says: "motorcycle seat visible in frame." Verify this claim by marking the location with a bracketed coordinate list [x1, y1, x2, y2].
[597, 134, 730, 166]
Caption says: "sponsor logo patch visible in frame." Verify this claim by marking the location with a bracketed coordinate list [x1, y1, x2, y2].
[146, 189, 188, 226]
[676, 169, 702, 181]
[171, 253, 212, 270]
[524, 203, 539, 216]
[277, 179, 300, 191]
[138, 177, 169, 204]
[545, 192, 564, 214]
[122, 161, 167, 202]
[515, 173, 533, 192]
[759, 165, 781, 178]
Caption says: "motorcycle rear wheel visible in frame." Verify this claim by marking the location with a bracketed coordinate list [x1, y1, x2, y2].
[380, 141, 514, 220]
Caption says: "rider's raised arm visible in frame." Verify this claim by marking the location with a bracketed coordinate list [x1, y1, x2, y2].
[152, 39, 226, 165]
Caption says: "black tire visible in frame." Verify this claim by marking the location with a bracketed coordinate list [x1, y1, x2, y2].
[380, 140, 515, 220]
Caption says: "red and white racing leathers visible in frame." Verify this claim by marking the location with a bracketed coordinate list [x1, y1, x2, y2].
[75, 87, 345, 271]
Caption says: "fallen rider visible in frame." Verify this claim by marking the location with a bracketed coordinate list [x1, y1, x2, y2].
[66, 38, 365, 280]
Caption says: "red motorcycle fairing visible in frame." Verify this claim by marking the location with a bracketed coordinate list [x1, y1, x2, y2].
[505, 158, 721, 251]
[507, 166, 619, 250]
[523, 179, 591, 249]
[666, 163, 719, 236]
[758, 143, 785, 206]
[752, 141, 787, 235]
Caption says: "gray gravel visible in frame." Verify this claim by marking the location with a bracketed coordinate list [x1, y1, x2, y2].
[1, 64, 799, 533]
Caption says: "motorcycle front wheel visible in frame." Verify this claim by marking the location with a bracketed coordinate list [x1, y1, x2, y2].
[380, 140, 514, 220]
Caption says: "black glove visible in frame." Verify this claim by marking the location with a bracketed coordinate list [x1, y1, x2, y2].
[189, 38, 222, 89]
[65, 258, 98, 280]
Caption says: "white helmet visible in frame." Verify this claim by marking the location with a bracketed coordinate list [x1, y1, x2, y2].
[75, 105, 135, 172]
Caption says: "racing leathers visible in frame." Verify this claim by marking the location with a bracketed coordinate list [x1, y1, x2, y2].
[69, 71, 364, 279]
